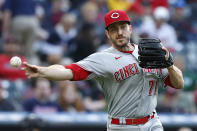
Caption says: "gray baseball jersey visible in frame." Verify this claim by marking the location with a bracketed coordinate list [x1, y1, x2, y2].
[77, 44, 168, 118]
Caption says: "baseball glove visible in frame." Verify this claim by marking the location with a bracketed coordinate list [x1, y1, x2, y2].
[138, 38, 174, 69]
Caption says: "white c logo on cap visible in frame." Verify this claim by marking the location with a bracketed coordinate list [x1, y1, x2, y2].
[111, 12, 120, 19]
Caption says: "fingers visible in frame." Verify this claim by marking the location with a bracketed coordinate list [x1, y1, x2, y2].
[25, 72, 30, 78]
[23, 62, 38, 72]
[21, 67, 26, 71]
[161, 47, 169, 60]
[21, 62, 27, 71]
[21, 63, 30, 78]
[22, 62, 39, 79]
[25, 71, 38, 79]
[23, 61, 32, 68]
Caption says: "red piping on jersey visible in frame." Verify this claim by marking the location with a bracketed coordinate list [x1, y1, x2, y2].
[164, 75, 175, 88]
[121, 50, 134, 54]
[65, 63, 91, 81]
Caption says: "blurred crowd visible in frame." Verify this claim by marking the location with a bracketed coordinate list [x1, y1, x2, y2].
[0, 0, 196, 114]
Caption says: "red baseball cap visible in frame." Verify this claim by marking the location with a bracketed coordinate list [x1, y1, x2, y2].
[105, 10, 131, 29]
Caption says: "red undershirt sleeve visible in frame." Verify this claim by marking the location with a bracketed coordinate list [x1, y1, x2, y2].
[65, 63, 91, 81]
[164, 75, 176, 88]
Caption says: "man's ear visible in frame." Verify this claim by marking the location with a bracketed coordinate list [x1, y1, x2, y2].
[129, 25, 132, 33]
[105, 30, 110, 39]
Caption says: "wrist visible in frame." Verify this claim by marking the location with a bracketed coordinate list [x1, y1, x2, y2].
[167, 65, 174, 70]
[38, 66, 46, 78]
[166, 52, 174, 67]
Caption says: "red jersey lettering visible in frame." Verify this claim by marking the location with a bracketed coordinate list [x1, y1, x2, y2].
[113, 63, 139, 82]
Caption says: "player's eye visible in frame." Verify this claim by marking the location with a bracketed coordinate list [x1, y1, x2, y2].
[109, 27, 116, 32]
[121, 24, 127, 30]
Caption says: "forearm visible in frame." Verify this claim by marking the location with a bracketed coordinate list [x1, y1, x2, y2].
[38, 65, 73, 81]
[167, 65, 184, 89]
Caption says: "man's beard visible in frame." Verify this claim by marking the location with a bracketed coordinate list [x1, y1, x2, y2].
[111, 36, 130, 49]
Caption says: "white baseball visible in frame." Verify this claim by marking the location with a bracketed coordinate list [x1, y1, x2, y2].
[10, 56, 22, 68]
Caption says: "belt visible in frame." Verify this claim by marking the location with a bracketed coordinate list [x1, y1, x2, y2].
[111, 112, 155, 125]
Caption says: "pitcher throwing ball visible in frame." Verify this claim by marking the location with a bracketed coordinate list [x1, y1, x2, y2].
[23, 10, 184, 131]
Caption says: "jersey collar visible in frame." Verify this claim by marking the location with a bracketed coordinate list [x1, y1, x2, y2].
[120, 43, 135, 54]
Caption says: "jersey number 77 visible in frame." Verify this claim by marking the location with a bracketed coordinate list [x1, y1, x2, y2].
[148, 80, 158, 96]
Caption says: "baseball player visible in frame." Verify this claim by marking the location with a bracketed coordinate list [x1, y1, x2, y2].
[23, 10, 184, 131]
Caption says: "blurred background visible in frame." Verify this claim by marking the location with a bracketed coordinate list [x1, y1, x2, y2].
[0, 0, 197, 131]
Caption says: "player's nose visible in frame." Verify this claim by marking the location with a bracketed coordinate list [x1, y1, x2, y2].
[117, 27, 123, 35]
